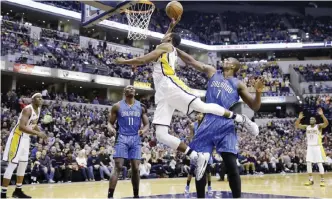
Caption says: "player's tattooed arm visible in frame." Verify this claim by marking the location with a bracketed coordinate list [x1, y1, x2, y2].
[139, 105, 150, 136]
[19, 107, 47, 139]
[176, 48, 216, 78]
[108, 103, 119, 134]
[317, 108, 329, 129]
[237, 81, 262, 111]
[295, 112, 307, 130]
[115, 44, 170, 66]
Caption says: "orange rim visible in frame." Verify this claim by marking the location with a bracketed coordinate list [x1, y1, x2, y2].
[124, 1, 155, 14]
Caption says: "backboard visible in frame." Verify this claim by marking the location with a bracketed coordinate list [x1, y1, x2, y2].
[80, 1, 133, 27]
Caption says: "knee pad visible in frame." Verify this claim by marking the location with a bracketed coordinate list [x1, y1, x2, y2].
[155, 125, 181, 149]
[4, 162, 18, 179]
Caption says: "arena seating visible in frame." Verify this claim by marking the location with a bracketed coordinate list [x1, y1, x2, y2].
[36, 1, 332, 44]
[294, 64, 332, 82]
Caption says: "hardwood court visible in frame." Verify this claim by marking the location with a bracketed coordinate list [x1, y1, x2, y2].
[5, 173, 332, 198]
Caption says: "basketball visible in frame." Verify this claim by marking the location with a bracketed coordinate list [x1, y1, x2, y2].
[166, 1, 183, 20]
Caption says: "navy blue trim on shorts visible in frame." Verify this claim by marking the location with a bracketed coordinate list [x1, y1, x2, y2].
[2, 160, 18, 164]
[153, 123, 170, 128]
[186, 97, 198, 115]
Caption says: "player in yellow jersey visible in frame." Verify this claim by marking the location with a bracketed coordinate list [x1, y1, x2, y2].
[115, 19, 259, 181]
[1, 93, 47, 198]
[295, 108, 329, 187]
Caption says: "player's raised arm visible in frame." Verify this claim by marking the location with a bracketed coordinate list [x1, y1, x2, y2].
[317, 108, 329, 129]
[108, 103, 120, 133]
[164, 17, 180, 38]
[237, 78, 264, 111]
[295, 112, 307, 130]
[139, 105, 150, 136]
[176, 48, 216, 78]
[115, 44, 170, 66]
[19, 107, 46, 138]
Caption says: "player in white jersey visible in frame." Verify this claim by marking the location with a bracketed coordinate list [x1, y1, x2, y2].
[295, 108, 329, 187]
[1, 93, 47, 199]
[115, 18, 259, 180]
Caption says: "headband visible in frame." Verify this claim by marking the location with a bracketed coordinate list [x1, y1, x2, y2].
[31, 93, 42, 99]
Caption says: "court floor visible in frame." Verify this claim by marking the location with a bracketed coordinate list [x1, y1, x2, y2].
[5, 173, 332, 198]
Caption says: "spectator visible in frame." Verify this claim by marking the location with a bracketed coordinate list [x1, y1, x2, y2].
[87, 150, 100, 181]
[76, 150, 90, 181]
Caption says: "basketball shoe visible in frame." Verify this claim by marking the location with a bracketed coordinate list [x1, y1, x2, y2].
[12, 188, 31, 198]
[242, 115, 259, 136]
[207, 186, 213, 195]
[184, 186, 190, 194]
[304, 180, 314, 186]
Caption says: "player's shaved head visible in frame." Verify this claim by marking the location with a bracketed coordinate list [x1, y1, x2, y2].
[228, 57, 241, 73]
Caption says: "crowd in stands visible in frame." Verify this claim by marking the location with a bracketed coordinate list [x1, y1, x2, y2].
[1, 91, 332, 184]
[254, 112, 296, 119]
[37, 1, 332, 44]
[294, 63, 332, 82]
[1, 18, 293, 96]
[303, 94, 332, 121]
[238, 62, 293, 96]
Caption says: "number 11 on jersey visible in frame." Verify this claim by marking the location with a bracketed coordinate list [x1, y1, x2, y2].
[128, 117, 134, 125]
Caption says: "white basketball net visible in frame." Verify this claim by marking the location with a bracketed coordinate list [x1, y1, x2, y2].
[125, 2, 155, 40]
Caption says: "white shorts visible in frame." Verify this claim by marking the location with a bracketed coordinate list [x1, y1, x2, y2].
[3, 133, 30, 164]
[153, 75, 198, 126]
[306, 145, 326, 163]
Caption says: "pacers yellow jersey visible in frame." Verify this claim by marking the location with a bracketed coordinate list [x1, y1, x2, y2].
[153, 46, 177, 80]
[11, 104, 40, 139]
[306, 125, 322, 146]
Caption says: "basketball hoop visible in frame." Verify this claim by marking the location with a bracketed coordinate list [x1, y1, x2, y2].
[125, 1, 155, 40]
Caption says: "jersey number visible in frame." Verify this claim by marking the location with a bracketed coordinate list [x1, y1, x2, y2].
[216, 90, 221, 98]
[128, 117, 134, 125]
[309, 134, 315, 140]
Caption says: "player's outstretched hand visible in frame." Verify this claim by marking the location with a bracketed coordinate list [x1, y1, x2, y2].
[138, 130, 144, 136]
[37, 131, 47, 139]
[317, 108, 324, 115]
[115, 57, 126, 64]
[299, 112, 305, 119]
[170, 17, 181, 29]
[254, 77, 265, 93]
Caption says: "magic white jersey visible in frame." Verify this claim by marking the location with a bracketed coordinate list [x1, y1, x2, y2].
[306, 125, 321, 146]
[10, 104, 40, 139]
[153, 46, 178, 82]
